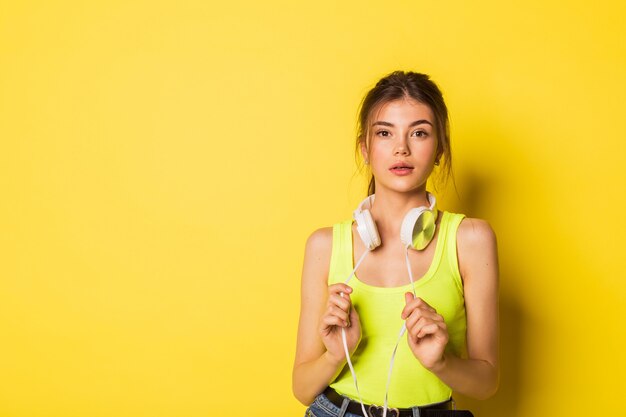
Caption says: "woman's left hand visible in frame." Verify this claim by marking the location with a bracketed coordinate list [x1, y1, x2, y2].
[401, 292, 449, 371]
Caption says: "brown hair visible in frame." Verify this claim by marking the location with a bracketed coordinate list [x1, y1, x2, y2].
[354, 70, 457, 197]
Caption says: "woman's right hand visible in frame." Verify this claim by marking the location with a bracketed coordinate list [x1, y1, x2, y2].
[318, 283, 362, 365]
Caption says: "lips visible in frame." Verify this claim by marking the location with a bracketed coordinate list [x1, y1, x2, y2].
[389, 161, 414, 176]
[389, 161, 414, 170]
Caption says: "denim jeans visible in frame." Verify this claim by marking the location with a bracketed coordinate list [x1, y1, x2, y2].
[304, 391, 362, 417]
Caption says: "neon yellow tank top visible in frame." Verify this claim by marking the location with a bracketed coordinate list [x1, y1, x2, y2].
[328, 211, 468, 407]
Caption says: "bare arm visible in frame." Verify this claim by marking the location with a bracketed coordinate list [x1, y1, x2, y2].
[430, 217, 500, 399]
[402, 219, 499, 399]
[292, 228, 357, 406]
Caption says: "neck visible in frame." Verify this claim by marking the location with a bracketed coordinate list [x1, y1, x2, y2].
[369, 187, 434, 238]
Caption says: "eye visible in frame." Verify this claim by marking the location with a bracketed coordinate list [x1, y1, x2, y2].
[412, 130, 429, 138]
[376, 130, 391, 137]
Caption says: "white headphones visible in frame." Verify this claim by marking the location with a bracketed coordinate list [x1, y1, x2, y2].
[353, 191, 439, 251]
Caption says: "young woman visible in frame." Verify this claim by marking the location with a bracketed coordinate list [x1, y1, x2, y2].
[292, 71, 499, 417]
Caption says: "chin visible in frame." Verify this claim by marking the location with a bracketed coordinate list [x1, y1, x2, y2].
[380, 183, 422, 193]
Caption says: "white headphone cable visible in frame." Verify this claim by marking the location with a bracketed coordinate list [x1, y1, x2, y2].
[337, 244, 417, 417]
[339, 249, 370, 417]
[381, 244, 416, 417]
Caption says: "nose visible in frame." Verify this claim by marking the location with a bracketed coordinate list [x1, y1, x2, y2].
[394, 140, 409, 156]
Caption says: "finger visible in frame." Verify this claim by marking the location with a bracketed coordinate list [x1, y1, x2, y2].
[408, 316, 429, 337]
[407, 321, 430, 340]
[328, 293, 351, 312]
[412, 296, 436, 312]
[416, 322, 444, 339]
[348, 304, 359, 322]
[404, 291, 414, 306]
[401, 296, 437, 319]
[329, 283, 353, 297]
[347, 301, 361, 326]
[405, 309, 443, 330]
[401, 293, 412, 319]
[327, 304, 349, 323]
[321, 313, 349, 329]
[320, 307, 350, 327]
[410, 320, 447, 340]
[415, 297, 436, 312]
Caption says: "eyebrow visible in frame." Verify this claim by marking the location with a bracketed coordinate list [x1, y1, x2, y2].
[372, 120, 433, 127]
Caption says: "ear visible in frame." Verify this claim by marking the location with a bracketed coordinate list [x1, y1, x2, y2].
[360, 140, 369, 162]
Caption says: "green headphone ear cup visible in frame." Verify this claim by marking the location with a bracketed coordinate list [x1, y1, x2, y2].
[409, 210, 436, 250]
[400, 192, 438, 250]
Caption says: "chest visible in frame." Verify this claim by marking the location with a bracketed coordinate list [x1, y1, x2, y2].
[351, 232, 441, 288]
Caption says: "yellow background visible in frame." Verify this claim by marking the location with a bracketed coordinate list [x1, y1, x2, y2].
[1, 1, 625, 416]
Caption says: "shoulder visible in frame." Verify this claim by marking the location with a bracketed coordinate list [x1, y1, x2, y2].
[455, 216, 499, 283]
[457, 217, 497, 247]
[299, 226, 334, 298]
[305, 226, 333, 256]
[302, 226, 334, 275]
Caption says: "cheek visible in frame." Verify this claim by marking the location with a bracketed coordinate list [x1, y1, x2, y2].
[414, 141, 437, 158]
[369, 147, 388, 166]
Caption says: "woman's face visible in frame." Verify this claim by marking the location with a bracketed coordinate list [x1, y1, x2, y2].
[361, 98, 438, 194]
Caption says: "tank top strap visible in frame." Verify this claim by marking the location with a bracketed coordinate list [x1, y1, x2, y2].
[440, 212, 467, 294]
[328, 219, 354, 285]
